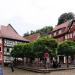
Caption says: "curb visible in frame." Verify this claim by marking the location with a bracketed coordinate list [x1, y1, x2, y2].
[15, 66, 75, 73]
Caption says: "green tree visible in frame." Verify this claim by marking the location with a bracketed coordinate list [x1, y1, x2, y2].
[33, 36, 58, 59]
[23, 43, 35, 64]
[11, 36, 58, 66]
[58, 40, 75, 67]
[11, 44, 24, 58]
[57, 12, 75, 25]
[11, 43, 35, 64]
[11, 43, 25, 65]
[30, 30, 36, 35]
[23, 32, 29, 37]
[23, 26, 53, 37]
[36, 26, 53, 36]
[33, 36, 58, 68]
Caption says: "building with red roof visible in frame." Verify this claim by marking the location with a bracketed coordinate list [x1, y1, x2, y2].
[49, 20, 75, 63]
[24, 33, 40, 42]
[0, 24, 29, 64]
[49, 20, 75, 42]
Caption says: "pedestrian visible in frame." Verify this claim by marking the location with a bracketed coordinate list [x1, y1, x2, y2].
[46, 58, 50, 68]
[9, 61, 14, 72]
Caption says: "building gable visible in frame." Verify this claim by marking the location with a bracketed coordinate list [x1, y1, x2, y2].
[0, 24, 29, 42]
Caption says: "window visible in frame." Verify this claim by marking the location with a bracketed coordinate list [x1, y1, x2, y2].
[0, 39, 2, 43]
[59, 30, 61, 34]
[72, 22, 75, 26]
[0, 47, 1, 51]
[69, 33, 72, 38]
[61, 28, 65, 33]
[4, 40, 7, 43]
[73, 32, 75, 37]
[54, 32, 56, 36]
[56, 31, 59, 35]
[7, 48, 9, 52]
[58, 30, 63, 34]
[67, 34, 69, 39]
[10, 48, 12, 52]
[65, 35, 68, 39]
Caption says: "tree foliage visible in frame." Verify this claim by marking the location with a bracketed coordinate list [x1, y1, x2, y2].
[23, 32, 29, 36]
[23, 26, 53, 37]
[58, 40, 75, 56]
[58, 40, 75, 67]
[11, 36, 58, 60]
[11, 36, 75, 67]
[11, 44, 24, 58]
[33, 36, 58, 58]
[11, 43, 34, 58]
[36, 26, 53, 36]
[57, 12, 75, 25]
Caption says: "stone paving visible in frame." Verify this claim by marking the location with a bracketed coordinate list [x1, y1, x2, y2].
[3, 67, 75, 75]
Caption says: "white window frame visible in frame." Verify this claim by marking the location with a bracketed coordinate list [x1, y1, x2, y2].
[65, 34, 67, 39]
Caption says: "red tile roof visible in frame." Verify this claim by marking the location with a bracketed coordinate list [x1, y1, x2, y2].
[0, 24, 29, 42]
[53, 21, 69, 31]
[24, 33, 40, 42]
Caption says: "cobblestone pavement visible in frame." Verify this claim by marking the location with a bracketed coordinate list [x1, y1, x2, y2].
[3, 67, 75, 75]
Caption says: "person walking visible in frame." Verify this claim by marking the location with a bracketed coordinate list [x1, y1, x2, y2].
[9, 61, 14, 72]
[44, 51, 49, 68]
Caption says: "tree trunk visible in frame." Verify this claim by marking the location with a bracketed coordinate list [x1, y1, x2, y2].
[14, 58, 16, 66]
[44, 58, 47, 69]
[26, 57, 28, 64]
[22, 57, 24, 65]
[66, 56, 69, 68]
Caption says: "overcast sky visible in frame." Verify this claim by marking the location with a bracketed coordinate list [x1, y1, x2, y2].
[0, 0, 75, 35]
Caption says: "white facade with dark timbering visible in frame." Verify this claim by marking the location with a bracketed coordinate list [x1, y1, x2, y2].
[0, 24, 29, 64]
[3, 39, 23, 63]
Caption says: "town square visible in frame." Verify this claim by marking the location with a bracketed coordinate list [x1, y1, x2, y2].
[0, 0, 75, 75]
[3, 67, 75, 75]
